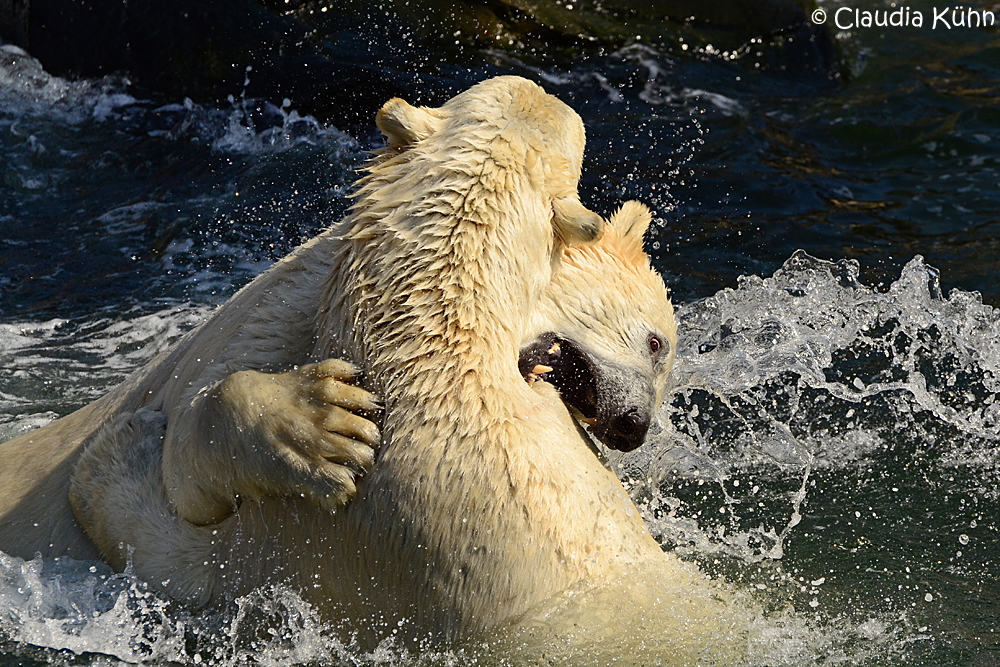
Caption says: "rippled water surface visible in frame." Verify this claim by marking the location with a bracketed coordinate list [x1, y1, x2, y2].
[1, 1, 999, 664]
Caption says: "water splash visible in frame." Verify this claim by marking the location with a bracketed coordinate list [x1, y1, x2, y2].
[0, 305, 212, 430]
[603, 252, 998, 660]
[0, 552, 534, 667]
[609, 251, 998, 554]
[0, 44, 136, 123]
[0, 553, 184, 662]
[0, 44, 356, 156]
[0, 45, 364, 324]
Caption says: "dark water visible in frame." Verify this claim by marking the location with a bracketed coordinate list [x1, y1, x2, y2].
[1, 0, 999, 663]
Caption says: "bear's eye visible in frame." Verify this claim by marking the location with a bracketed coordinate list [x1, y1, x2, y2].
[649, 335, 663, 356]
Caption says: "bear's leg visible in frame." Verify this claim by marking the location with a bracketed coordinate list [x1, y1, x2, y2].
[162, 359, 382, 526]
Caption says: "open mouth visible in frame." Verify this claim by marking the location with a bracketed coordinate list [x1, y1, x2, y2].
[519, 334, 598, 418]
[519, 333, 646, 452]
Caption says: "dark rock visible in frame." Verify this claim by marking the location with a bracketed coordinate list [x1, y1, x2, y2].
[387, 0, 835, 74]
[0, 0, 836, 128]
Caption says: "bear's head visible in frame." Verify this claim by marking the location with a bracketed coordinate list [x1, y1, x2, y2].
[374, 76, 603, 248]
[520, 201, 676, 452]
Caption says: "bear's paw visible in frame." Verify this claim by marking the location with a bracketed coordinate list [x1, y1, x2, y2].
[198, 359, 383, 520]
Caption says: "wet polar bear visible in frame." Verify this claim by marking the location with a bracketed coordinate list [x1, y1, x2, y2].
[0, 77, 737, 654]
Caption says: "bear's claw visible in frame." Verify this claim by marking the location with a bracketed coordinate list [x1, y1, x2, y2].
[262, 359, 383, 499]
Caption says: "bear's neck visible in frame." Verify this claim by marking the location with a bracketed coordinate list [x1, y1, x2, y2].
[332, 148, 552, 412]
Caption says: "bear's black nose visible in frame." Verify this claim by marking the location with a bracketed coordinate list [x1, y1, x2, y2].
[614, 410, 644, 437]
[608, 409, 649, 452]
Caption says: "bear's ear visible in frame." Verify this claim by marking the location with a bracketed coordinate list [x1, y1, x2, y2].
[603, 201, 652, 266]
[552, 196, 604, 246]
[608, 200, 652, 242]
[376, 98, 443, 148]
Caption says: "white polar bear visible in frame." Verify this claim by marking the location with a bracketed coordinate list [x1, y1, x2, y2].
[1, 77, 735, 654]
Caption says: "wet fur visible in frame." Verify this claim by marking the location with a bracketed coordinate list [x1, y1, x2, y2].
[0, 77, 719, 651]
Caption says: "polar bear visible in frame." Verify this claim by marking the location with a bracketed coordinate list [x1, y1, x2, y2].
[0, 77, 716, 650]
[0, 77, 595, 559]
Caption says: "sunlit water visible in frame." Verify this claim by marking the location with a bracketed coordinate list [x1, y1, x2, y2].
[2, 2, 999, 663]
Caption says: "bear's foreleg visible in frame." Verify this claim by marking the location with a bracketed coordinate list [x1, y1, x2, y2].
[162, 359, 382, 526]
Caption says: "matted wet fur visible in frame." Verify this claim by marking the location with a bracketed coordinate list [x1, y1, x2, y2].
[0, 78, 741, 657]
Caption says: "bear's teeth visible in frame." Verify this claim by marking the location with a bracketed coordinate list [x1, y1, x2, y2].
[531, 364, 553, 375]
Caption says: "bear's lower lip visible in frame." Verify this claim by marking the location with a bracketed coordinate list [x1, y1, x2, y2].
[593, 425, 645, 452]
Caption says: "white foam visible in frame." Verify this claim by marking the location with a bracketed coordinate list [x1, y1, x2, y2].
[0, 553, 183, 662]
[0, 45, 136, 124]
[0, 305, 212, 434]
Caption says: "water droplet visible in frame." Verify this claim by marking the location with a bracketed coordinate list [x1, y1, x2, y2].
[959, 534, 969, 545]
[925, 593, 934, 602]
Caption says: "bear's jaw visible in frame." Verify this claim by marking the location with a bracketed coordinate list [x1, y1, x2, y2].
[518, 333, 654, 453]
[519, 334, 599, 416]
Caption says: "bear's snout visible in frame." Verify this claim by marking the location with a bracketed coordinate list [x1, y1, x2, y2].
[605, 407, 650, 452]
[519, 334, 655, 452]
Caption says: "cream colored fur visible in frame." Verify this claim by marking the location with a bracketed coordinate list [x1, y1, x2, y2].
[0, 77, 733, 653]
[529, 200, 678, 410]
